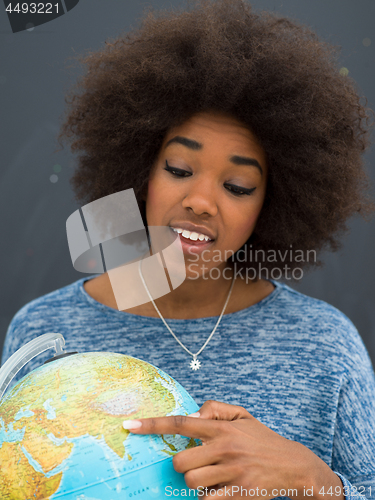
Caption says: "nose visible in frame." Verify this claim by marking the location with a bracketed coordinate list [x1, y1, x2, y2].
[181, 178, 218, 217]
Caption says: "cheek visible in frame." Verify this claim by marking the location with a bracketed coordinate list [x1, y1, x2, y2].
[234, 208, 262, 242]
[145, 176, 173, 224]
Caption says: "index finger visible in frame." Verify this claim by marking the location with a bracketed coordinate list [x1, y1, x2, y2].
[122, 414, 216, 440]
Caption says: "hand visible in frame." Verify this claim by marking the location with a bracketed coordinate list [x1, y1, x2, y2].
[122, 400, 341, 499]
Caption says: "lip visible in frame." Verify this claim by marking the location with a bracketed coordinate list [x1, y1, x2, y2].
[169, 227, 214, 255]
[169, 222, 216, 241]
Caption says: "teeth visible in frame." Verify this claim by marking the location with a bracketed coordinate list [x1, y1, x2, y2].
[171, 227, 212, 242]
[188, 231, 199, 241]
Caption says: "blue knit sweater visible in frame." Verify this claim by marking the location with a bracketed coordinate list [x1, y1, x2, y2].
[2, 277, 375, 500]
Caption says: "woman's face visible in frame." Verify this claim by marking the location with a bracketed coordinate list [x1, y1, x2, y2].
[145, 111, 268, 279]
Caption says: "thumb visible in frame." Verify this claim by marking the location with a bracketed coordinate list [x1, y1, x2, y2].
[191, 400, 253, 421]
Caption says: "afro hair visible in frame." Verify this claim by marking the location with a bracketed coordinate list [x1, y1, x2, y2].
[58, 0, 375, 280]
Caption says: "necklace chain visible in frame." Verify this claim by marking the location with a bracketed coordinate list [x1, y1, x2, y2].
[138, 258, 235, 369]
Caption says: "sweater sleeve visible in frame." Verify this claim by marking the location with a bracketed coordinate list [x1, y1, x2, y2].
[331, 338, 375, 500]
[0, 305, 50, 384]
[1, 311, 26, 365]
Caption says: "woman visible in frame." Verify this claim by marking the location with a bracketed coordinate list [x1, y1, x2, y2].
[2, 0, 375, 498]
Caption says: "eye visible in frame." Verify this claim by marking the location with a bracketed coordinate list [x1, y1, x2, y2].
[164, 161, 256, 196]
[224, 184, 256, 196]
[164, 161, 191, 177]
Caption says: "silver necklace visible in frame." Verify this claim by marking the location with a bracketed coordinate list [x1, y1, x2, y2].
[138, 258, 235, 370]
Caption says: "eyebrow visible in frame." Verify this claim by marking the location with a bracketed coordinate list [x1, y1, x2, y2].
[164, 135, 263, 176]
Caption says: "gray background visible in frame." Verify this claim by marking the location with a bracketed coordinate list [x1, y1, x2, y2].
[1, 0, 374, 364]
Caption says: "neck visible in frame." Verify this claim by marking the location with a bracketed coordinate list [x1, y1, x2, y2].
[147, 262, 235, 319]
[84, 261, 271, 319]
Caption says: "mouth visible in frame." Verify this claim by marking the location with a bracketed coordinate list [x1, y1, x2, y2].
[169, 226, 215, 254]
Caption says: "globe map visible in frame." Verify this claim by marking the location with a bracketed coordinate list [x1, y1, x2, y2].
[0, 352, 200, 499]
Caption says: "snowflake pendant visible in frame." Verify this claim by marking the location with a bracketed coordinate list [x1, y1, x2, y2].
[190, 358, 201, 371]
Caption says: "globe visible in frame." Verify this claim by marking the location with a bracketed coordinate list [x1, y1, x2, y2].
[0, 352, 200, 499]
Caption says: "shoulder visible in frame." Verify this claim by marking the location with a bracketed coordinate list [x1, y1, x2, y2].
[1, 277, 91, 364]
[269, 279, 372, 371]
[9, 277, 88, 323]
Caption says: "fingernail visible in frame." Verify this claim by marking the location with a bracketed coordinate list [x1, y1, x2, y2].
[189, 412, 200, 418]
[123, 420, 142, 429]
